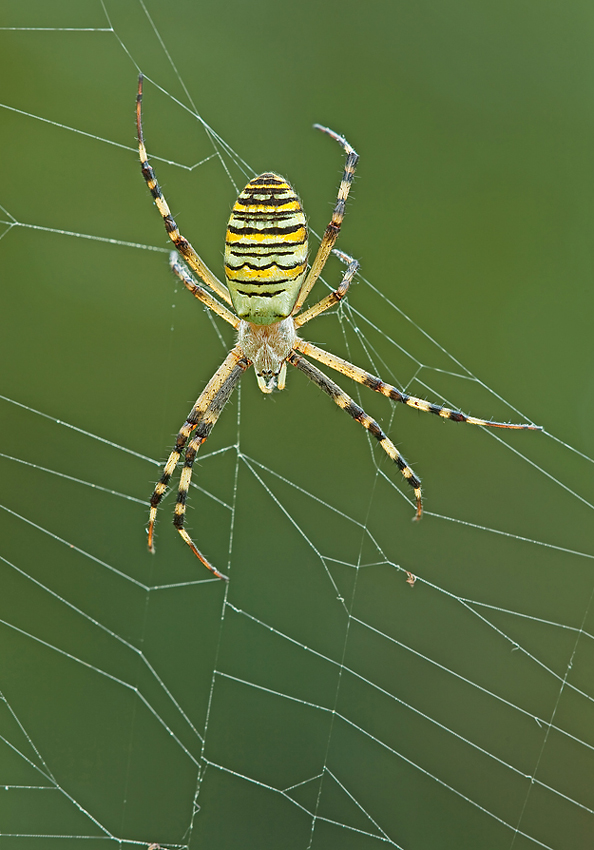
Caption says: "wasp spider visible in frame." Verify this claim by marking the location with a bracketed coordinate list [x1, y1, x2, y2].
[137, 75, 542, 580]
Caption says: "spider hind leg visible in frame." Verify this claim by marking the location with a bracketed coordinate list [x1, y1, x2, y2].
[172, 428, 228, 581]
[148, 425, 193, 553]
[170, 360, 248, 578]
[288, 351, 423, 519]
[147, 347, 249, 577]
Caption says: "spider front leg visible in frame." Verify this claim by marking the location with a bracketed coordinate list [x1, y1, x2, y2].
[169, 252, 239, 329]
[136, 74, 232, 306]
[288, 351, 423, 518]
[148, 347, 249, 578]
[294, 249, 359, 327]
[292, 127, 359, 314]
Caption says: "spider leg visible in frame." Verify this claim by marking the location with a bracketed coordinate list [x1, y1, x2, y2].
[169, 252, 239, 328]
[148, 346, 249, 573]
[173, 354, 248, 579]
[288, 351, 423, 519]
[294, 250, 359, 328]
[292, 126, 359, 314]
[293, 340, 542, 431]
[136, 74, 233, 306]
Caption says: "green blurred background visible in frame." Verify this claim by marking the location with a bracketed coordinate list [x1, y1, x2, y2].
[0, 1, 593, 848]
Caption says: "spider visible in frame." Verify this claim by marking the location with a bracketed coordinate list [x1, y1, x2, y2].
[136, 74, 542, 580]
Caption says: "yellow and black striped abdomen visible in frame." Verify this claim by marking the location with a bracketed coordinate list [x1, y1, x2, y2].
[224, 173, 308, 325]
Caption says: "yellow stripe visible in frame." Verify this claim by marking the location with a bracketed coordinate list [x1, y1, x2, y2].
[225, 263, 306, 282]
[234, 201, 301, 213]
[380, 438, 400, 461]
[179, 466, 192, 491]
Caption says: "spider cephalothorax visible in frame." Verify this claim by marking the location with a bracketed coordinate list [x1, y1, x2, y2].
[237, 318, 296, 393]
[136, 73, 542, 580]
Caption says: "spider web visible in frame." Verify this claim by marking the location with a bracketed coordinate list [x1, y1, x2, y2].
[1, 2, 593, 848]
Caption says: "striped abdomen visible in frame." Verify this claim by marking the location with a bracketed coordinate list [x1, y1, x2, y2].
[224, 173, 308, 325]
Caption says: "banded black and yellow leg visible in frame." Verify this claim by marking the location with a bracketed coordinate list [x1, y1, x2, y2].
[292, 341, 543, 431]
[293, 127, 359, 314]
[172, 354, 249, 579]
[169, 252, 239, 329]
[136, 74, 232, 306]
[288, 351, 423, 519]
[148, 424, 194, 553]
[147, 346, 248, 555]
[294, 250, 360, 328]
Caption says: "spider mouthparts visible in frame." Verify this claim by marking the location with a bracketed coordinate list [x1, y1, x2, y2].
[256, 373, 278, 394]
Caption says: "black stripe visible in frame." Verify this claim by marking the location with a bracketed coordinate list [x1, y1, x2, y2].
[230, 213, 302, 223]
[225, 260, 304, 271]
[237, 197, 299, 209]
[226, 243, 306, 253]
[367, 420, 384, 440]
[361, 374, 406, 404]
[173, 236, 191, 253]
[226, 238, 306, 250]
[362, 375, 382, 392]
[242, 187, 294, 196]
[234, 288, 289, 297]
[427, 405, 465, 421]
[227, 249, 299, 257]
[227, 223, 305, 236]
[249, 175, 285, 185]
[234, 278, 293, 287]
